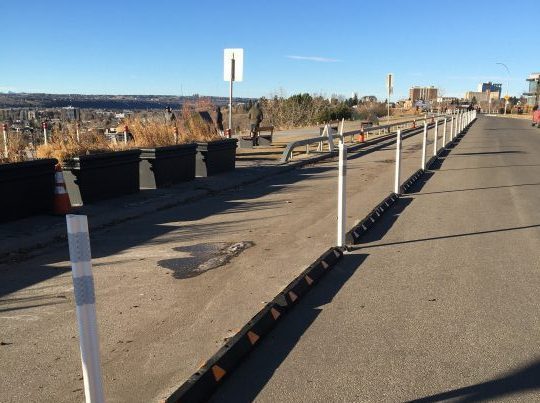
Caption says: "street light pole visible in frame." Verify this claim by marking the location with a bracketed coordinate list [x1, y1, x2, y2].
[496, 62, 510, 115]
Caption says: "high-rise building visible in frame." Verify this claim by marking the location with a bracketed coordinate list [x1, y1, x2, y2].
[477, 82, 502, 99]
[524, 73, 540, 106]
[409, 86, 438, 102]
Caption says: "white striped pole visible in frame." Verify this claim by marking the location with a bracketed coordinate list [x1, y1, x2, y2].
[421, 121, 427, 169]
[66, 215, 105, 403]
[337, 139, 347, 247]
[433, 119, 438, 156]
[394, 129, 402, 194]
[2, 123, 7, 158]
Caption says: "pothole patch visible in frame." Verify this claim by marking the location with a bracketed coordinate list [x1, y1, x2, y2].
[157, 241, 255, 279]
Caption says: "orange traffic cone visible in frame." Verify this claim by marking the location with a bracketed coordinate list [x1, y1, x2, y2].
[53, 164, 72, 215]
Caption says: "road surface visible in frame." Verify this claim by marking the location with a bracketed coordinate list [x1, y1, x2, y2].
[211, 116, 540, 402]
[0, 122, 441, 402]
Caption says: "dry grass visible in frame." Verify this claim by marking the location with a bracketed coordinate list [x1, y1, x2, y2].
[0, 132, 28, 163]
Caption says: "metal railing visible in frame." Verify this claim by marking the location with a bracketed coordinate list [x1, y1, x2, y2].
[280, 113, 452, 163]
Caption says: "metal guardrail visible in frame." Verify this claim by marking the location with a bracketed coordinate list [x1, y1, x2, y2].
[280, 114, 452, 163]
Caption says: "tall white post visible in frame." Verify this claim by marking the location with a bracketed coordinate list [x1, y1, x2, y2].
[76, 123, 80, 142]
[442, 118, 447, 147]
[66, 215, 105, 403]
[42, 122, 48, 145]
[433, 119, 438, 156]
[2, 123, 7, 158]
[337, 139, 347, 247]
[450, 116, 454, 142]
[394, 129, 402, 194]
[123, 125, 128, 144]
[421, 121, 428, 169]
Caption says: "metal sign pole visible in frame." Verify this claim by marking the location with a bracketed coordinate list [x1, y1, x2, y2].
[229, 56, 234, 131]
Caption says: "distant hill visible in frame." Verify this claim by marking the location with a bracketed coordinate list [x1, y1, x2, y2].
[0, 93, 253, 110]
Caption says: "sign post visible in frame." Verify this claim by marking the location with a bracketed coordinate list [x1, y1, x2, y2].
[386, 73, 393, 121]
[224, 48, 244, 133]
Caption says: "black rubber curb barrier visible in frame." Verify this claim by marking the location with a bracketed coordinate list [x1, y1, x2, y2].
[164, 247, 343, 403]
[345, 192, 399, 244]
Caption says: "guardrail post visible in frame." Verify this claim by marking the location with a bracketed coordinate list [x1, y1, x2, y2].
[337, 139, 347, 247]
[433, 119, 438, 156]
[66, 215, 105, 403]
[2, 123, 7, 158]
[442, 118, 447, 147]
[394, 129, 402, 194]
[421, 121, 427, 169]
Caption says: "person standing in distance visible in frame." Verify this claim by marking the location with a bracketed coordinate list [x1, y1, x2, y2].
[248, 101, 263, 146]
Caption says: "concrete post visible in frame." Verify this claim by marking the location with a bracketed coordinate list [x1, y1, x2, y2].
[337, 140, 347, 247]
[421, 121, 428, 169]
[394, 129, 402, 194]
[66, 215, 105, 403]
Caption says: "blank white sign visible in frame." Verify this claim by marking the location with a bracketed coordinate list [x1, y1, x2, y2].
[224, 48, 244, 82]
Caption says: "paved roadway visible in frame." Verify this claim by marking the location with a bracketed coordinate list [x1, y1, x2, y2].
[211, 116, 540, 402]
[0, 122, 442, 402]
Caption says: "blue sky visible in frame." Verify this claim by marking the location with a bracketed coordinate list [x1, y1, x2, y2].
[1, 0, 536, 99]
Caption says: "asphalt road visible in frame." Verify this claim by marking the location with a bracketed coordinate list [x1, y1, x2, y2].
[0, 122, 442, 402]
[211, 116, 540, 402]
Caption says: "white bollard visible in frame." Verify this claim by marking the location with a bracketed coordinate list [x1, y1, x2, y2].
[2, 123, 7, 158]
[442, 118, 447, 147]
[66, 215, 105, 403]
[421, 121, 427, 169]
[433, 119, 438, 156]
[123, 125, 128, 144]
[337, 140, 347, 247]
[450, 116, 454, 142]
[394, 129, 402, 194]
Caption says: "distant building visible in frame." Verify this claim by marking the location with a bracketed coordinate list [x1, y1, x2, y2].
[409, 86, 438, 102]
[524, 73, 540, 106]
[477, 82, 502, 98]
[465, 91, 500, 102]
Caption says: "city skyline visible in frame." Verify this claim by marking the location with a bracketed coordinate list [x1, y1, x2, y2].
[1, 0, 536, 99]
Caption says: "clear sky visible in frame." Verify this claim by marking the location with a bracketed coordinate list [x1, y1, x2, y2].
[1, 0, 536, 100]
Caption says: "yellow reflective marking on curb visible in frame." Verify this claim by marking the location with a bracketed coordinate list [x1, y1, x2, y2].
[212, 365, 226, 382]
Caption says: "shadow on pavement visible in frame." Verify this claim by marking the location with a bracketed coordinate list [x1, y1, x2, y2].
[0, 164, 334, 299]
[209, 253, 368, 403]
[357, 223, 540, 249]
[407, 359, 540, 403]
[354, 197, 413, 245]
[453, 150, 525, 156]
[415, 182, 540, 196]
